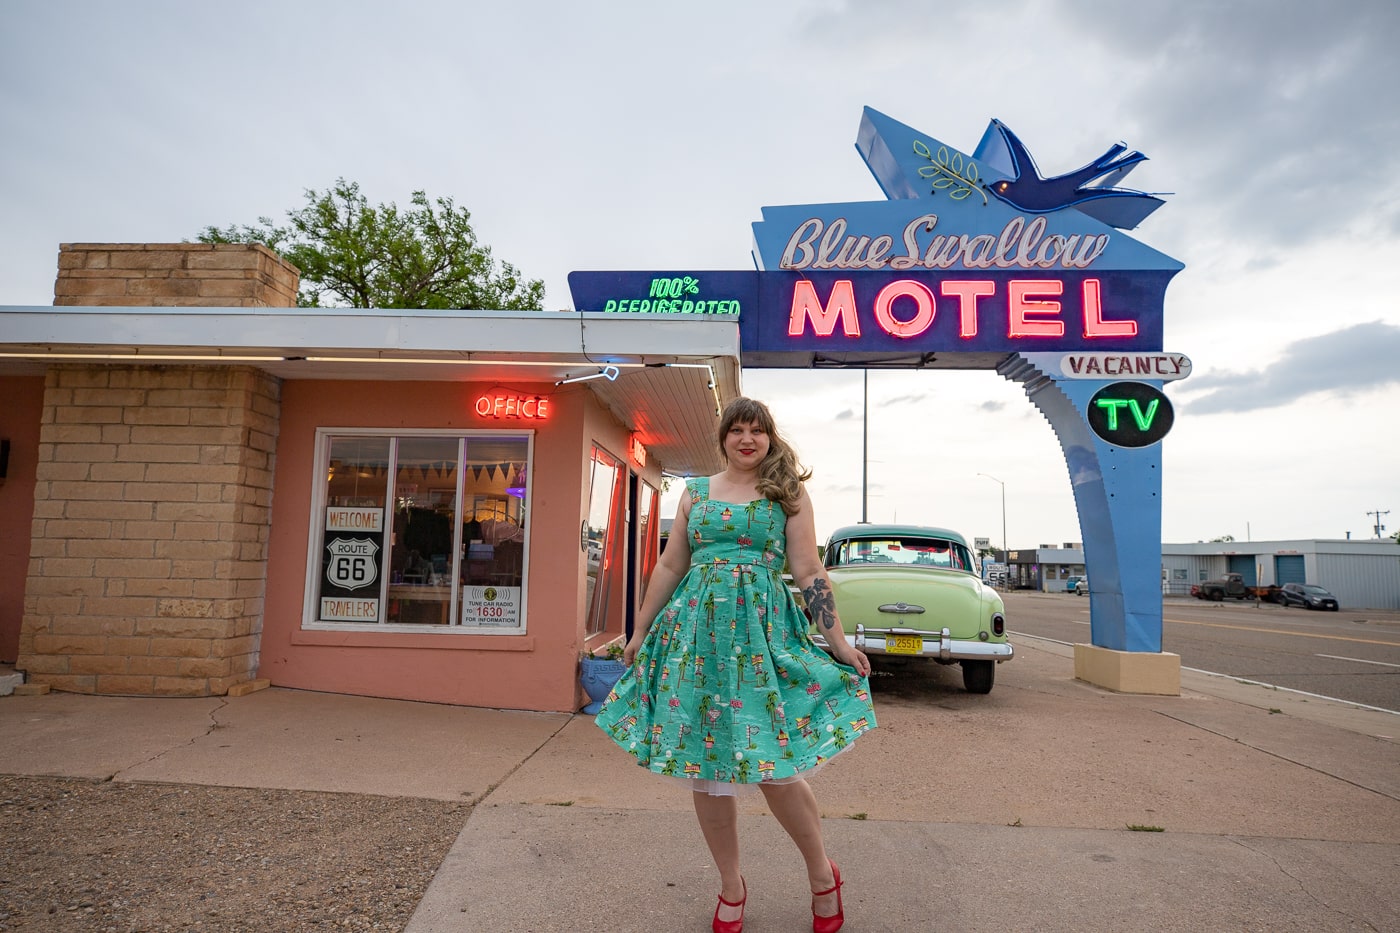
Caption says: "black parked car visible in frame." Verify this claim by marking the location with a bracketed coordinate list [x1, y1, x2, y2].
[1277, 583, 1339, 611]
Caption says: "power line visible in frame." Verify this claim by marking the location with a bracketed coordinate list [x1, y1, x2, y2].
[1366, 509, 1390, 539]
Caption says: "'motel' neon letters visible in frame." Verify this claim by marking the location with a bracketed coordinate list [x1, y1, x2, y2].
[787, 277, 1137, 341]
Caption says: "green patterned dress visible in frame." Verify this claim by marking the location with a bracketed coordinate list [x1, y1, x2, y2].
[596, 477, 877, 793]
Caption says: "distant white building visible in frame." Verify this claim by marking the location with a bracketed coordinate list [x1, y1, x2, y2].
[1004, 538, 1399, 609]
[1161, 539, 1400, 609]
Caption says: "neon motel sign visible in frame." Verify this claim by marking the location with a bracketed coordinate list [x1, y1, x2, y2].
[571, 108, 1181, 360]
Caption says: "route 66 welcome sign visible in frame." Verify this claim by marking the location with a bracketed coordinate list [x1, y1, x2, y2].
[319, 507, 385, 622]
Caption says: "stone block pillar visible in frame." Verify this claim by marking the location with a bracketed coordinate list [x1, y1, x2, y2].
[17, 243, 297, 696]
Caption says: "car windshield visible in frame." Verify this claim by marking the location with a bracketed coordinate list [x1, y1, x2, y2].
[830, 537, 973, 572]
[1300, 585, 1331, 595]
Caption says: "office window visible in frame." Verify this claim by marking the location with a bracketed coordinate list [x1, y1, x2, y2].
[309, 429, 530, 633]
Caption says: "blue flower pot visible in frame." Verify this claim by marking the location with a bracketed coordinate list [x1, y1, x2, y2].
[579, 658, 627, 714]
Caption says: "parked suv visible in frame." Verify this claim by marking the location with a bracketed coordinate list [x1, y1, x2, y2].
[1277, 583, 1339, 611]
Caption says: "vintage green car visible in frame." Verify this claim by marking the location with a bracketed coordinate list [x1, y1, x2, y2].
[812, 524, 1013, 694]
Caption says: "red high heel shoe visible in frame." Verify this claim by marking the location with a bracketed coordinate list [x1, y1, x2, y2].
[812, 859, 844, 933]
[713, 878, 746, 933]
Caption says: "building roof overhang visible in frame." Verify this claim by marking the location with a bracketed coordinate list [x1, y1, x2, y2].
[0, 305, 742, 476]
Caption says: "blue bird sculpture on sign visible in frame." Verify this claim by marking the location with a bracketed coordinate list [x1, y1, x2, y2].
[981, 119, 1165, 230]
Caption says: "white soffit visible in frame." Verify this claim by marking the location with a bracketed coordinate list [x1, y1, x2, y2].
[590, 356, 742, 477]
[0, 306, 739, 359]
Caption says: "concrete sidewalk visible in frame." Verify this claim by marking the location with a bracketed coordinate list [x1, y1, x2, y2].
[2, 638, 1397, 932]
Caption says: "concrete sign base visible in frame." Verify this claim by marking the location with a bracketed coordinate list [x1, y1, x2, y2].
[1075, 643, 1181, 695]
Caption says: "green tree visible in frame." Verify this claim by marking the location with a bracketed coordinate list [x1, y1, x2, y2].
[198, 178, 545, 310]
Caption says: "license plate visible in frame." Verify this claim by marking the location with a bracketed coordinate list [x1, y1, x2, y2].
[887, 634, 923, 655]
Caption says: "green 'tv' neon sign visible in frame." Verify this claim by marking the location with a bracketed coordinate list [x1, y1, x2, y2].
[1094, 397, 1160, 431]
[1087, 382, 1174, 448]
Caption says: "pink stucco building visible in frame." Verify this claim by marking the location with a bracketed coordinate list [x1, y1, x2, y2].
[0, 243, 740, 711]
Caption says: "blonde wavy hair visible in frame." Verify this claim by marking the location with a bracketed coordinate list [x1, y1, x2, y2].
[717, 397, 812, 515]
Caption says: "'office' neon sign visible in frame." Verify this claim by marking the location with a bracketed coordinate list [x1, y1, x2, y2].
[475, 393, 551, 420]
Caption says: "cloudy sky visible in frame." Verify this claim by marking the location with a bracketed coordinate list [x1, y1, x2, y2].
[2, 0, 1397, 547]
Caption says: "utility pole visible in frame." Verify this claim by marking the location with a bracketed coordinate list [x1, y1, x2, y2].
[1367, 509, 1390, 539]
[861, 371, 868, 524]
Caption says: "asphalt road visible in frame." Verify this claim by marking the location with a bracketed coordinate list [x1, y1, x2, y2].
[1002, 591, 1400, 713]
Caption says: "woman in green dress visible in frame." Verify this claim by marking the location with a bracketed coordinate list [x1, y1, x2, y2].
[596, 397, 875, 933]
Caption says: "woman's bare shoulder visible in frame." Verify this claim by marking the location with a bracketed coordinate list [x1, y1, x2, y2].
[791, 482, 814, 510]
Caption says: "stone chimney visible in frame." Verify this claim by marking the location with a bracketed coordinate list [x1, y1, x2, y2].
[54, 242, 299, 307]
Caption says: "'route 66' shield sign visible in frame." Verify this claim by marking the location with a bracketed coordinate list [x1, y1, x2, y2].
[325, 537, 380, 591]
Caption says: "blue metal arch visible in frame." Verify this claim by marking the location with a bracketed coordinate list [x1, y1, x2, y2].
[1000, 353, 1164, 652]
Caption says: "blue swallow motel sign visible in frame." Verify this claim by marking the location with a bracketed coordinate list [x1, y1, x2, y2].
[571, 108, 1188, 667]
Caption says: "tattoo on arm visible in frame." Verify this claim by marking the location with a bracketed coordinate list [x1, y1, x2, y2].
[803, 578, 839, 631]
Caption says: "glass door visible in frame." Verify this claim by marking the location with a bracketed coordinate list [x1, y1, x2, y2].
[584, 446, 627, 637]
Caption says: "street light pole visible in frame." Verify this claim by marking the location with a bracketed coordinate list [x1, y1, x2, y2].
[978, 473, 1006, 559]
[861, 370, 868, 524]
